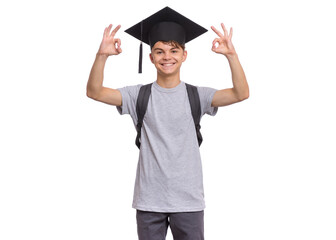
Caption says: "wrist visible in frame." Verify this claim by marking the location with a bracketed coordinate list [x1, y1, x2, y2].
[96, 52, 109, 60]
[225, 52, 238, 61]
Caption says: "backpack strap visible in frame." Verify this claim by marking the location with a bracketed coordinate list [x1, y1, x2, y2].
[135, 83, 153, 149]
[185, 83, 203, 147]
[135, 82, 203, 149]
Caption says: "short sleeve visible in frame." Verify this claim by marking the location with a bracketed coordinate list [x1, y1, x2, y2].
[197, 86, 218, 116]
[116, 84, 142, 118]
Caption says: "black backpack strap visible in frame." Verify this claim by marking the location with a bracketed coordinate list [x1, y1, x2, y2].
[135, 83, 153, 149]
[186, 83, 203, 147]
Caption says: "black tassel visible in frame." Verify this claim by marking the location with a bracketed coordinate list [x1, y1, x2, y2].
[138, 42, 143, 74]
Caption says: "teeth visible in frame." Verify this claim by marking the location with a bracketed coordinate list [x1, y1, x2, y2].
[162, 63, 174, 66]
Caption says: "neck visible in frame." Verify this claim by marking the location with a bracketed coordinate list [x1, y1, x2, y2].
[156, 72, 181, 88]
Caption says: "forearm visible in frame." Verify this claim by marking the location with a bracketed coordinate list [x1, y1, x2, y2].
[86, 54, 109, 99]
[227, 54, 249, 100]
[211, 24, 249, 106]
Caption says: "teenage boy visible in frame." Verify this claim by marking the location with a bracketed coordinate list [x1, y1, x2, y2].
[87, 7, 248, 240]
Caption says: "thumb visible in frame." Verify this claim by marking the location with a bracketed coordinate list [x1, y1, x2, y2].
[115, 39, 122, 54]
[212, 38, 220, 52]
[211, 43, 218, 53]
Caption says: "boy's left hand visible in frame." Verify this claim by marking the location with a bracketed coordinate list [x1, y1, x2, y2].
[211, 23, 237, 58]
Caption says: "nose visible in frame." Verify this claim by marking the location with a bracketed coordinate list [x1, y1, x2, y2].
[163, 52, 171, 60]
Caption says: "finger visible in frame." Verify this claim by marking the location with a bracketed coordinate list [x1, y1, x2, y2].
[114, 38, 122, 53]
[115, 38, 121, 48]
[104, 27, 108, 38]
[110, 24, 121, 37]
[212, 38, 221, 52]
[212, 38, 220, 46]
[105, 24, 112, 37]
[211, 43, 219, 52]
[229, 27, 233, 40]
[221, 23, 228, 38]
[211, 26, 224, 38]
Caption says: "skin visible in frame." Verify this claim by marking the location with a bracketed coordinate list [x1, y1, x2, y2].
[86, 23, 249, 107]
[150, 42, 187, 88]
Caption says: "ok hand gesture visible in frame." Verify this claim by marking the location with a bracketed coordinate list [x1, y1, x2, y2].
[211, 23, 236, 58]
[97, 24, 122, 56]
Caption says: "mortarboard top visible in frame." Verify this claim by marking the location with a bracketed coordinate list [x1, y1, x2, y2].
[125, 6, 208, 73]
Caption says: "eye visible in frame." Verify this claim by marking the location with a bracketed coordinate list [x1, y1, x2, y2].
[156, 51, 162, 54]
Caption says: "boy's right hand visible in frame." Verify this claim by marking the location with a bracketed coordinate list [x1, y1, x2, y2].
[97, 24, 122, 56]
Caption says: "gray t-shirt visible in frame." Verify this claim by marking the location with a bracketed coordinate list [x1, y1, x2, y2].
[117, 81, 218, 212]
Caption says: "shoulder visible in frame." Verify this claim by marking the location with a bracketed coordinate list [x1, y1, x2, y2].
[185, 83, 218, 115]
[118, 84, 143, 100]
[183, 83, 217, 98]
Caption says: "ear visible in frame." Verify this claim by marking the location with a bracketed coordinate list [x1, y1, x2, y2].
[149, 53, 154, 64]
[182, 50, 187, 62]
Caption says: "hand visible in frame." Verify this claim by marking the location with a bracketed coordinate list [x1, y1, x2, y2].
[97, 24, 122, 56]
[211, 23, 236, 57]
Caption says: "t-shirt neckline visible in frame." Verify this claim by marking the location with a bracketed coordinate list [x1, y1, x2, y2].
[153, 80, 185, 93]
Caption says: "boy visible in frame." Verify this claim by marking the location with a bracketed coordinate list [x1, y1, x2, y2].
[87, 7, 248, 240]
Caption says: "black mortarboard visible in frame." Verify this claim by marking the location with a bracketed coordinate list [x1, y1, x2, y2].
[125, 6, 208, 73]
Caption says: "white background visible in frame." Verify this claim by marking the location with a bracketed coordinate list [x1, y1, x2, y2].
[1, 0, 335, 239]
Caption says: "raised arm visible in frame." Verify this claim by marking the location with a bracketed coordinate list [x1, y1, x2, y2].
[86, 24, 123, 106]
[210, 23, 249, 107]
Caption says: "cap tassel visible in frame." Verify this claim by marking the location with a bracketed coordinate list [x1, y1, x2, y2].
[138, 42, 143, 74]
[138, 20, 144, 74]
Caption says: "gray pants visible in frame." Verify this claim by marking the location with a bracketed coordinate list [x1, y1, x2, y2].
[136, 210, 204, 240]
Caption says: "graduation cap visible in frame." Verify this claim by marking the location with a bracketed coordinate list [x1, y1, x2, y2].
[125, 6, 208, 73]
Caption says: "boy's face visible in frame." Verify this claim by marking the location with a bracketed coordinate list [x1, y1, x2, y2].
[150, 41, 187, 77]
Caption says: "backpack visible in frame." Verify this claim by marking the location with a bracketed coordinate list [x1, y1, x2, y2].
[135, 83, 203, 149]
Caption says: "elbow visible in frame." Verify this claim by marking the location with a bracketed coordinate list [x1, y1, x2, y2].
[86, 90, 93, 99]
[86, 89, 98, 100]
[235, 89, 249, 102]
[237, 95, 249, 102]
[239, 92, 249, 101]
[239, 86, 250, 101]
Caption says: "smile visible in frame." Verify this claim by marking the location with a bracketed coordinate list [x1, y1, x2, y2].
[160, 63, 176, 67]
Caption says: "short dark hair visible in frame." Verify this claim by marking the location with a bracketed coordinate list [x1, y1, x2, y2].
[159, 40, 185, 51]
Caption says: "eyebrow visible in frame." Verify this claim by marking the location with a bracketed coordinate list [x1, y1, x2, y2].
[153, 47, 179, 51]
